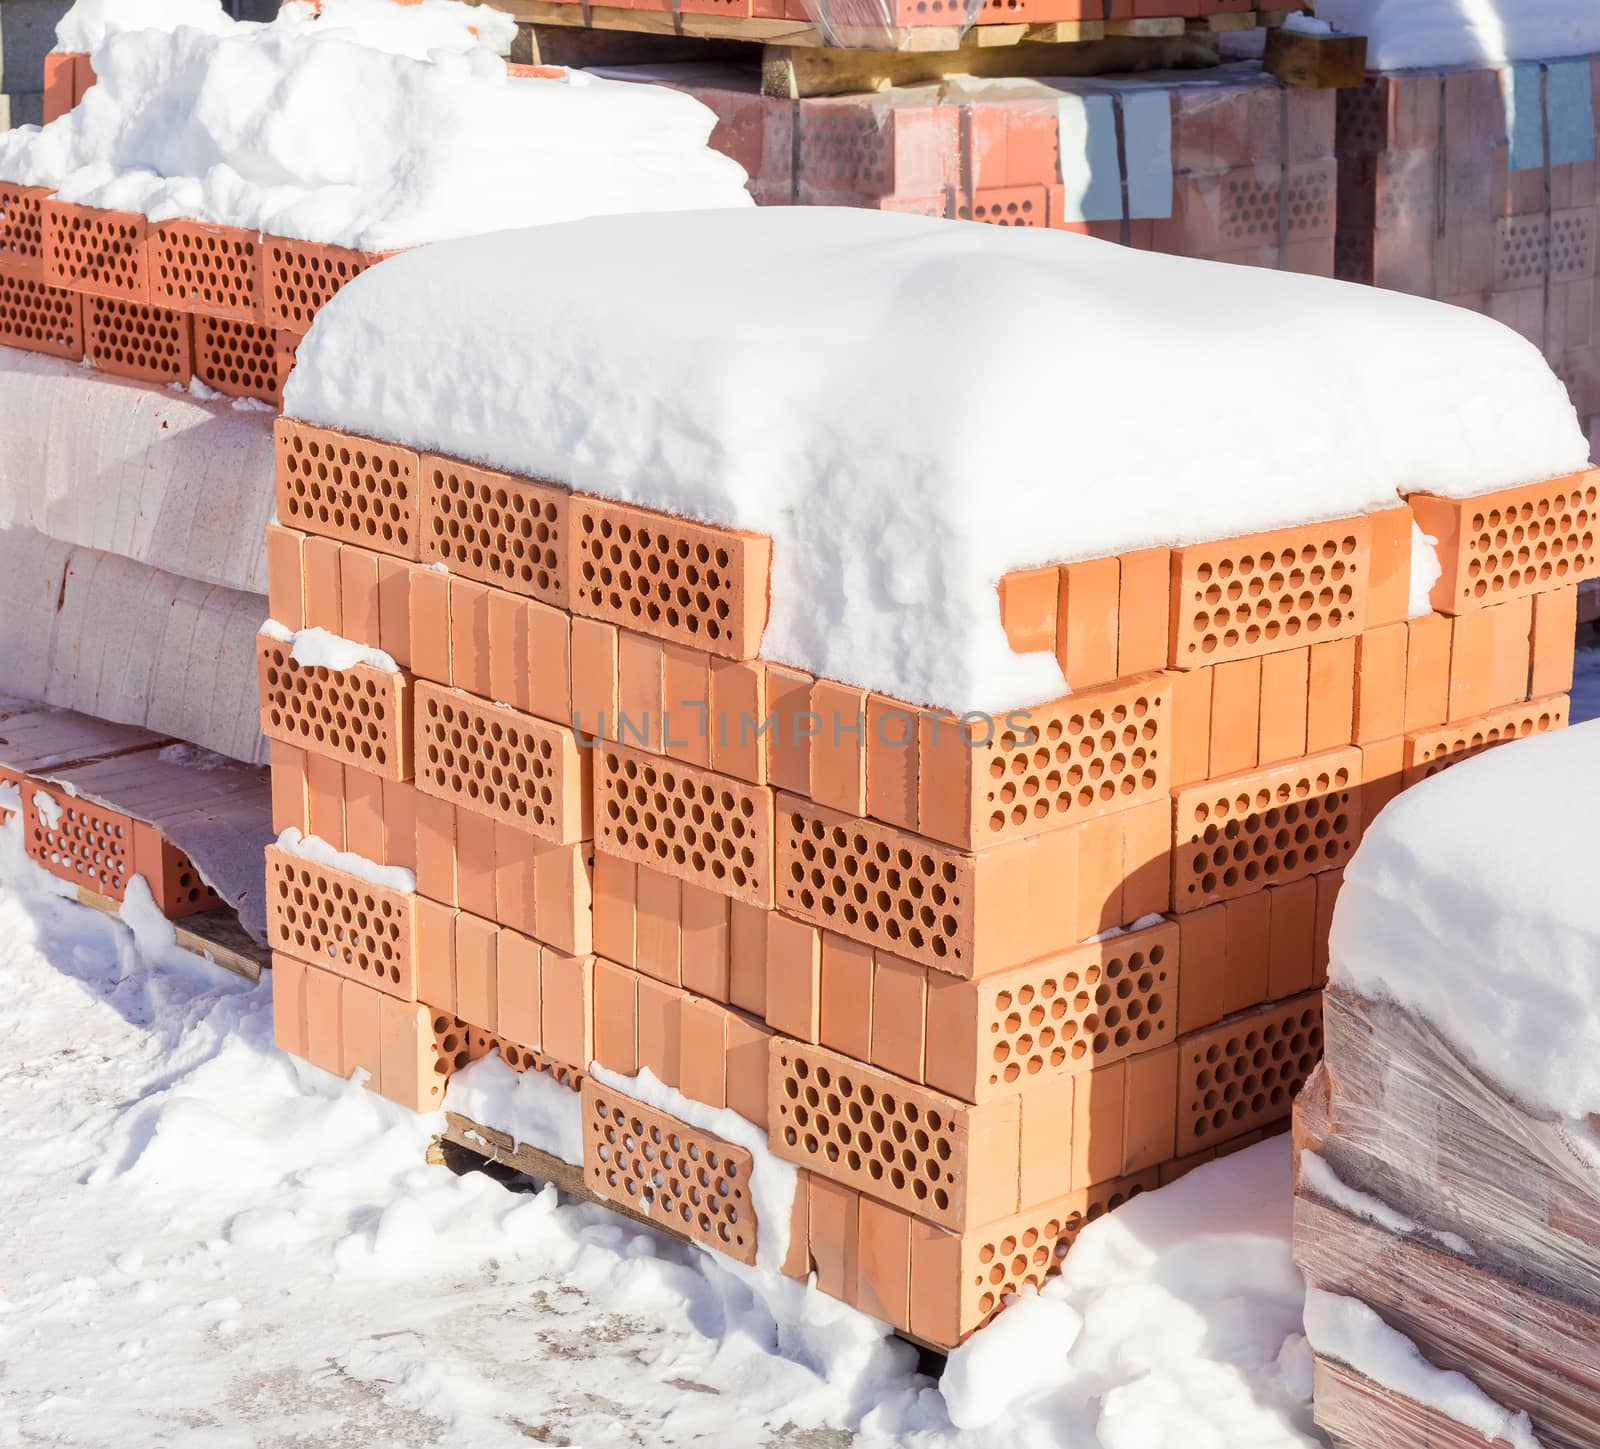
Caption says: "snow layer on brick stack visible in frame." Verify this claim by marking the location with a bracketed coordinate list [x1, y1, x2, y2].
[262, 205, 1597, 1351]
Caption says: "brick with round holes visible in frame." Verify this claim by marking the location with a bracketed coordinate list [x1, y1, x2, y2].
[256, 631, 414, 781]
[569, 494, 771, 661]
[194, 317, 298, 406]
[265, 844, 418, 999]
[1168, 516, 1372, 668]
[583, 1077, 762, 1265]
[83, 296, 191, 385]
[412, 680, 590, 845]
[917, 673, 1171, 850]
[1407, 470, 1599, 615]
[1173, 745, 1363, 911]
[41, 199, 151, 301]
[0, 182, 51, 280]
[274, 419, 422, 560]
[1175, 989, 1323, 1156]
[768, 1037, 1020, 1232]
[1403, 692, 1569, 786]
[420, 452, 570, 608]
[150, 219, 265, 320]
[24, 785, 135, 900]
[924, 918, 1178, 1104]
[595, 742, 775, 908]
[264, 235, 390, 331]
[0, 272, 83, 359]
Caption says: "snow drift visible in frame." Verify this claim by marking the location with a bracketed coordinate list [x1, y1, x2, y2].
[1314, 1, 1600, 72]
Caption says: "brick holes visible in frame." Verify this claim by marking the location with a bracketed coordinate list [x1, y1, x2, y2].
[1179, 993, 1323, 1151]
[28, 800, 132, 897]
[423, 457, 568, 607]
[267, 849, 412, 993]
[274, 420, 420, 558]
[42, 201, 148, 299]
[1462, 487, 1596, 603]
[0, 273, 82, 358]
[151, 221, 262, 318]
[0, 183, 49, 278]
[258, 635, 405, 776]
[84, 296, 189, 385]
[195, 316, 294, 405]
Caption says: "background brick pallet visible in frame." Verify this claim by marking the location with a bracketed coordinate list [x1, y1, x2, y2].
[258, 400, 1596, 1349]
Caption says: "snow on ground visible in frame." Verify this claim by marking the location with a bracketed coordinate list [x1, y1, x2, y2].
[1330, 719, 1600, 1123]
[288, 206, 1589, 712]
[0, 824, 1323, 1448]
[1313, 0, 1600, 70]
[1, 3, 750, 251]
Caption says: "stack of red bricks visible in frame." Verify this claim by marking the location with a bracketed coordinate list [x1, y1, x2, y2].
[1334, 59, 1600, 457]
[259, 408, 1595, 1348]
[1295, 992, 1600, 1448]
[0, 181, 387, 405]
[625, 64, 1337, 274]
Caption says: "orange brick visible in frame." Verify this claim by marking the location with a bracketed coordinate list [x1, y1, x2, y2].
[1169, 665, 1212, 787]
[447, 577, 493, 697]
[414, 895, 456, 1012]
[414, 792, 457, 905]
[269, 740, 308, 835]
[1366, 505, 1413, 628]
[493, 821, 536, 936]
[454, 911, 498, 1031]
[1487, 595, 1534, 707]
[997, 566, 1058, 654]
[569, 616, 618, 742]
[1075, 810, 1124, 939]
[1120, 797, 1171, 920]
[378, 995, 447, 1112]
[617, 630, 664, 751]
[526, 598, 571, 727]
[301, 533, 341, 633]
[1531, 586, 1578, 697]
[535, 840, 593, 958]
[407, 563, 451, 685]
[680, 882, 729, 1000]
[1056, 556, 1119, 689]
[856, 1197, 913, 1331]
[765, 663, 813, 795]
[1208, 656, 1261, 776]
[303, 962, 343, 1075]
[454, 806, 497, 920]
[870, 952, 926, 1083]
[1177, 902, 1226, 1035]
[728, 899, 768, 1017]
[1306, 636, 1357, 752]
[765, 913, 820, 1042]
[1354, 623, 1408, 744]
[1314, 867, 1343, 988]
[725, 1012, 771, 1129]
[636, 976, 681, 1086]
[1446, 607, 1494, 720]
[1071, 1060, 1125, 1189]
[1258, 647, 1309, 766]
[271, 951, 308, 1057]
[810, 679, 868, 815]
[343, 766, 385, 862]
[678, 995, 728, 1109]
[540, 949, 593, 1070]
[496, 929, 541, 1049]
[819, 932, 874, 1061]
[1222, 890, 1271, 1017]
[376, 555, 412, 669]
[1117, 547, 1171, 677]
[708, 658, 767, 785]
[1019, 1074, 1074, 1204]
[809, 1175, 860, 1305]
[1358, 735, 1406, 826]
[304, 751, 344, 847]
[265, 523, 305, 631]
[338, 545, 381, 651]
[865, 694, 918, 831]
[662, 642, 711, 766]
[592, 851, 636, 968]
[1123, 1043, 1178, 1174]
[382, 778, 418, 873]
[635, 865, 682, 985]
[1267, 876, 1318, 1000]
[1403, 613, 1452, 731]
[488, 591, 533, 715]
[592, 957, 638, 1075]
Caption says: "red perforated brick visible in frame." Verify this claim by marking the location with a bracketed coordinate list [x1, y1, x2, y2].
[957, 185, 1049, 227]
[256, 630, 413, 780]
[413, 680, 589, 845]
[1169, 517, 1371, 667]
[1403, 693, 1568, 785]
[24, 786, 133, 899]
[194, 316, 297, 405]
[421, 453, 569, 608]
[274, 418, 422, 559]
[266, 844, 417, 997]
[133, 822, 226, 919]
[84, 296, 191, 385]
[0, 182, 50, 279]
[1408, 471, 1599, 615]
[918, 673, 1171, 849]
[596, 743, 774, 906]
[583, 1078, 760, 1264]
[0, 272, 82, 359]
[570, 494, 771, 660]
[467, 1026, 585, 1090]
[42, 199, 150, 300]
[264, 235, 389, 330]
[924, 919, 1178, 1103]
[150, 220, 264, 319]
[1173, 746, 1362, 910]
[1176, 991, 1322, 1154]
[770, 1038, 1019, 1231]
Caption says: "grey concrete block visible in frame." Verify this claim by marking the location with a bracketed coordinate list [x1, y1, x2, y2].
[0, 0, 72, 95]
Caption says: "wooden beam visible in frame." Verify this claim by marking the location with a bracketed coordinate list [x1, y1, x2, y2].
[76, 887, 268, 981]
[520, 22, 749, 66]
[1263, 25, 1368, 88]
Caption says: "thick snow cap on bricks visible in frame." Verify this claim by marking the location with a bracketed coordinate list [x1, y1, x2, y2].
[286, 206, 1588, 714]
[1329, 719, 1600, 1122]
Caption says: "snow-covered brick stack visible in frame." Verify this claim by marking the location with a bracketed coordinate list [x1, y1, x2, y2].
[259, 207, 1595, 1349]
[1294, 721, 1600, 1449]
[608, 62, 1341, 276]
[1332, 54, 1600, 461]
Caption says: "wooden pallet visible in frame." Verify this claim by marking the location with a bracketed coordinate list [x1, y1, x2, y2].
[494, 1, 1294, 96]
[77, 886, 268, 982]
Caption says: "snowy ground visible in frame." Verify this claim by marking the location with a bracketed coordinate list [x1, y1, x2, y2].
[0, 821, 1322, 1449]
